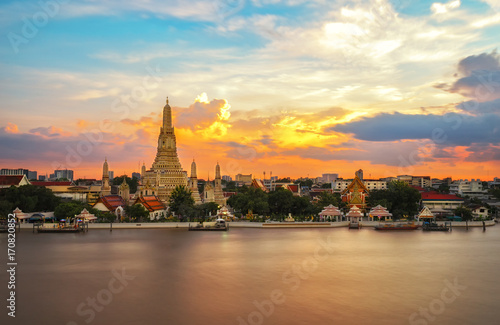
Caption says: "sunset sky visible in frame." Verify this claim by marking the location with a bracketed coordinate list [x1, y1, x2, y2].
[1, 0, 500, 181]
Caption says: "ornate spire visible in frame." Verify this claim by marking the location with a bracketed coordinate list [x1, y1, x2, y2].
[191, 159, 197, 179]
[215, 162, 221, 179]
[163, 96, 172, 129]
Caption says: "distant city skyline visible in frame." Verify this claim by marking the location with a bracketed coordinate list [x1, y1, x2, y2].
[1, 0, 500, 179]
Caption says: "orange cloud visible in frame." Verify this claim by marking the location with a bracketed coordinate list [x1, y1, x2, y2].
[4, 123, 19, 134]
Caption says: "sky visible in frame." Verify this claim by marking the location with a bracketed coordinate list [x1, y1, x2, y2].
[1, 0, 500, 181]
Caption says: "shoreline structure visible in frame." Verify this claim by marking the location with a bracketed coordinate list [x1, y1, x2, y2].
[18, 220, 496, 230]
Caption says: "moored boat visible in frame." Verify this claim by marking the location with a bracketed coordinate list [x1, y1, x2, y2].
[374, 221, 419, 231]
[188, 219, 228, 231]
[422, 222, 450, 232]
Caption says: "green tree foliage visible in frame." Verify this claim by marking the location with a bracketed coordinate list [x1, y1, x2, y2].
[112, 175, 138, 193]
[489, 189, 500, 200]
[438, 183, 450, 194]
[321, 183, 332, 189]
[125, 204, 150, 222]
[227, 187, 269, 215]
[315, 191, 341, 209]
[366, 181, 420, 219]
[0, 185, 61, 215]
[294, 179, 314, 188]
[169, 185, 195, 219]
[53, 201, 100, 220]
[454, 206, 473, 221]
[268, 188, 294, 215]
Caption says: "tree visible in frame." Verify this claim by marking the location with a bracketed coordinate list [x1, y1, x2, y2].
[321, 183, 332, 189]
[0, 185, 60, 213]
[125, 204, 150, 222]
[54, 201, 85, 220]
[315, 191, 340, 209]
[454, 206, 473, 221]
[366, 181, 420, 219]
[268, 188, 294, 215]
[227, 187, 269, 216]
[438, 183, 450, 194]
[169, 185, 195, 220]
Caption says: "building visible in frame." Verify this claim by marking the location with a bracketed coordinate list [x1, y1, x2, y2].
[321, 173, 338, 183]
[140, 98, 188, 203]
[468, 205, 490, 220]
[50, 169, 74, 181]
[202, 163, 226, 206]
[449, 179, 486, 197]
[421, 192, 464, 212]
[222, 175, 232, 182]
[411, 176, 432, 188]
[188, 159, 202, 204]
[109, 171, 114, 181]
[235, 174, 252, 186]
[134, 196, 167, 220]
[488, 177, 500, 189]
[93, 195, 127, 219]
[101, 159, 111, 196]
[341, 174, 369, 211]
[396, 175, 412, 184]
[355, 169, 363, 180]
[332, 178, 387, 192]
[118, 177, 130, 204]
[0, 175, 31, 188]
[0, 168, 37, 180]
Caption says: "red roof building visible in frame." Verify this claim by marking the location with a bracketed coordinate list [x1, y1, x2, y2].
[93, 195, 126, 214]
[31, 181, 73, 186]
[134, 195, 167, 220]
[0, 175, 31, 188]
[421, 191, 464, 212]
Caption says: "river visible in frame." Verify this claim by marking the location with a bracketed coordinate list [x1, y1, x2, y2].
[1, 225, 499, 325]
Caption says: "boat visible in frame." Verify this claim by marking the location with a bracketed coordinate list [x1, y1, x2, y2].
[188, 219, 228, 231]
[374, 221, 419, 231]
[422, 222, 450, 232]
[35, 219, 88, 233]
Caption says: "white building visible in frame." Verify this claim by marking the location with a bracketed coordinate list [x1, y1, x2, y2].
[449, 179, 486, 197]
[332, 178, 387, 192]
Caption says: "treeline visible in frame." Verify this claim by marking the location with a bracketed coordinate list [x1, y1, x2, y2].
[227, 186, 344, 219]
[0, 185, 60, 218]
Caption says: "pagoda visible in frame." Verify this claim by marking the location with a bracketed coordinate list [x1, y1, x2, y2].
[141, 98, 188, 203]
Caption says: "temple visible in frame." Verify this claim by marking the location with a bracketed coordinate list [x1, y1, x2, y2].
[341, 173, 369, 211]
[140, 98, 188, 203]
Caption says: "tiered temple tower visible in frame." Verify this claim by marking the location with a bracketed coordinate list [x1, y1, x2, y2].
[119, 177, 130, 204]
[101, 158, 111, 196]
[141, 98, 188, 203]
[189, 159, 202, 204]
[214, 162, 225, 206]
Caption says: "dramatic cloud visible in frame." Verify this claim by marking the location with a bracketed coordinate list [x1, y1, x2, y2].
[175, 93, 231, 135]
[445, 51, 500, 102]
[330, 112, 500, 146]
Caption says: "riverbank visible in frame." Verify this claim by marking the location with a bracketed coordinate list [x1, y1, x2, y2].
[17, 220, 496, 230]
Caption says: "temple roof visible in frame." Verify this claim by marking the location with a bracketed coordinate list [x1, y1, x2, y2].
[93, 195, 126, 211]
[0, 175, 28, 186]
[341, 175, 369, 195]
[135, 195, 165, 212]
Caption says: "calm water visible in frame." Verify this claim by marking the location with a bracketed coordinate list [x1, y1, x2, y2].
[1, 225, 500, 325]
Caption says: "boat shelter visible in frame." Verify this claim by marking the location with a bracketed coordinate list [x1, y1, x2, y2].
[318, 204, 342, 222]
[368, 205, 392, 221]
[76, 208, 97, 222]
[417, 206, 435, 222]
[346, 206, 363, 223]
